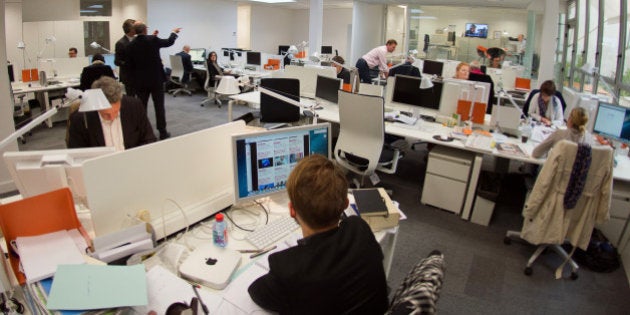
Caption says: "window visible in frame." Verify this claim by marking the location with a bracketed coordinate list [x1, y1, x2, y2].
[83, 21, 110, 56]
[80, 0, 112, 17]
[598, 0, 620, 99]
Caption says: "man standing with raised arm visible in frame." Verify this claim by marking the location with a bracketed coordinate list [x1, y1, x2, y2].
[126, 22, 181, 140]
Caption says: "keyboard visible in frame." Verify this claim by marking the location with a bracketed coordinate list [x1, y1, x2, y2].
[245, 216, 300, 249]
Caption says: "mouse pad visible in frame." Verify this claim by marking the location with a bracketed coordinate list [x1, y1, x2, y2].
[179, 246, 241, 290]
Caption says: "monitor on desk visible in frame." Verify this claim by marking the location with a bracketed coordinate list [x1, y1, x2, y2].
[189, 48, 206, 64]
[315, 75, 342, 104]
[260, 78, 301, 123]
[232, 123, 331, 203]
[88, 54, 116, 70]
[3, 147, 116, 201]
[321, 46, 333, 55]
[592, 102, 630, 144]
[390, 75, 441, 111]
[422, 59, 444, 77]
[246, 51, 262, 66]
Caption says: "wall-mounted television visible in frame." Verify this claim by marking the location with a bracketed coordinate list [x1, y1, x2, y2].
[464, 23, 488, 39]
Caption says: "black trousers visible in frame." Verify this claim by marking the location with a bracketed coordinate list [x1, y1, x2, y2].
[136, 84, 167, 133]
[356, 58, 372, 84]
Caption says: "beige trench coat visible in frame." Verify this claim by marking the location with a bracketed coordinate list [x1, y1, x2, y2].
[521, 140, 614, 250]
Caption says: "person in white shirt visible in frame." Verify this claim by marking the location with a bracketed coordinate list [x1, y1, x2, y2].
[355, 39, 397, 83]
[527, 80, 564, 126]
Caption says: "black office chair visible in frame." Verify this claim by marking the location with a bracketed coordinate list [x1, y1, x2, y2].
[468, 72, 495, 114]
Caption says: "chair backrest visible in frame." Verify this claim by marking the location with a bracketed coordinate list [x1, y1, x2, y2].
[358, 83, 384, 97]
[169, 55, 185, 81]
[0, 188, 89, 284]
[260, 78, 301, 123]
[387, 251, 445, 315]
[335, 91, 385, 175]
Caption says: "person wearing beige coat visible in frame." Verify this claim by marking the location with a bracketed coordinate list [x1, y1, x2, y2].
[521, 140, 614, 250]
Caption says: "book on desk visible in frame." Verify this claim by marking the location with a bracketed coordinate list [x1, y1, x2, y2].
[347, 188, 400, 231]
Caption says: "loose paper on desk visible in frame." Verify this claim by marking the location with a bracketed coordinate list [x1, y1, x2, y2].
[47, 264, 148, 310]
[134, 265, 222, 315]
[15, 230, 85, 283]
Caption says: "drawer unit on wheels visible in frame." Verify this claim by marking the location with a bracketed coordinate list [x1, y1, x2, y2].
[597, 180, 630, 247]
[421, 145, 476, 214]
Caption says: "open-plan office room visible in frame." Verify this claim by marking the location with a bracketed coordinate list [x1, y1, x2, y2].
[1, 0, 630, 314]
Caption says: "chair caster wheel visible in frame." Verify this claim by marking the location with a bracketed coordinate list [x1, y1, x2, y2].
[524, 267, 533, 276]
[570, 272, 578, 280]
[503, 237, 512, 245]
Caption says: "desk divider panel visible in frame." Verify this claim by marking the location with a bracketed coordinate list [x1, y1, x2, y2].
[83, 121, 249, 240]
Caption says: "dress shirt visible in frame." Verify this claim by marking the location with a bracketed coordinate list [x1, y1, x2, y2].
[362, 46, 389, 72]
[99, 114, 125, 151]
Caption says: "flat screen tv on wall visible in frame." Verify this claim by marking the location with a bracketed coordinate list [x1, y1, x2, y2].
[464, 23, 488, 38]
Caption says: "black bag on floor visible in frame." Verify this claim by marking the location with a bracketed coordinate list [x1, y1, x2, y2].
[572, 228, 620, 273]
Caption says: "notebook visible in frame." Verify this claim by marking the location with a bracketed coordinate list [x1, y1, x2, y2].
[352, 189, 388, 217]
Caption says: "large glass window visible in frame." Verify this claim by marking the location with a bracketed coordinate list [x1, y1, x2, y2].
[599, 1, 620, 79]
[586, 0, 598, 67]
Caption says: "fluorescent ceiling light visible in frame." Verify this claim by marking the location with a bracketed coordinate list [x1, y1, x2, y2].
[249, 0, 296, 3]
[88, 4, 104, 8]
[397, 5, 407, 8]
[410, 9, 424, 14]
[411, 16, 437, 20]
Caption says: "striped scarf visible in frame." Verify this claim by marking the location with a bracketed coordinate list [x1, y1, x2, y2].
[537, 94, 548, 118]
[564, 143, 592, 210]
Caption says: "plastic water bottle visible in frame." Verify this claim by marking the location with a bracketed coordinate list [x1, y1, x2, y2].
[213, 213, 228, 247]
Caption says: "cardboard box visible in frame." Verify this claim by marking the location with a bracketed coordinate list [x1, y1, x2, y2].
[360, 188, 400, 232]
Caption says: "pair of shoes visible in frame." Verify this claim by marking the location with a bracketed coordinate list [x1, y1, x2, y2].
[159, 131, 171, 140]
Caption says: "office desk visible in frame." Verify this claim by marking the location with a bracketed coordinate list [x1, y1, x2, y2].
[11, 79, 80, 127]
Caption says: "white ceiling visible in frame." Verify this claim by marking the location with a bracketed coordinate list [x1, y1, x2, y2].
[250, 0, 536, 10]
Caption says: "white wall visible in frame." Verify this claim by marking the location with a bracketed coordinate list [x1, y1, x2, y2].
[250, 5, 298, 54]
[148, 0, 237, 67]
[351, 2, 385, 64]
[237, 5, 251, 50]
[1, 1, 19, 193]
[322, 8, 352, 60]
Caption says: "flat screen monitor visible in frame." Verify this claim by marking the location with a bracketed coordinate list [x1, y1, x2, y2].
[391, 75, 441, 110]
[315, 75, 342, 104]
[3, 147, 116, 200]
[88, 54, 116, 70]
[247, 51, 262, 66]
[321, 45, 333, 55]
[260, 78, 301, 123]
[422, 60, 444, 77]
[189, 48, 206, 64]
[465, 23, 489, 38]
[232, 123, 331, 203]
[592, 102, 630, 144]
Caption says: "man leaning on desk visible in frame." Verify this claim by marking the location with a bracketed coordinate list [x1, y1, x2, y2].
[248, 155, 389, 314]
[67, 76, 156, 151]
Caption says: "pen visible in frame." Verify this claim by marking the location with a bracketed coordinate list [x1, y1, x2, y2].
[191, 284, 209, 315]
[250, 245, 277, 259]
[238, 249, 262, 253]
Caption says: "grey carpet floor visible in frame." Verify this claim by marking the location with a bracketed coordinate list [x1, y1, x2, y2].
[15, 91, 630, 314]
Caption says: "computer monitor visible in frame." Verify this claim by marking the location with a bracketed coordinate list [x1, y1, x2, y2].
[189, 48, 206, 64]
[3, 147, 116, 200]
[422, 60, 444, 77]
[88, 54, 116, 70]
[232, 123, 331, 203]
[246, 51, 262, 66]
[592, 102, 630, 144]
[391, 75, 441, 110]
[321, 45, 333, 55]
[278, 45, 290, 56]
[315, 75, 342, 104]
[260, 78, 301, 123]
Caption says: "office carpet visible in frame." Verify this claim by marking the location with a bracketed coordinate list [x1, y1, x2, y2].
[14, 92, 630, 314]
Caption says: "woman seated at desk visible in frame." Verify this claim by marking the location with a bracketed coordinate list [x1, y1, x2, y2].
[527, 80, 564, 126]
[455, 62, 470, 80]
[207, 51, 232, 83]
[532, 107, 593, 158]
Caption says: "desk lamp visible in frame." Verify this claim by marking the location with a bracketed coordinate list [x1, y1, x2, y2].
[0, 88, 111, 151]
[37, 35, 56, 58]
[17, 41, 31, 70]
[89, 41, 111, 53]
[419, 74, 434, 89]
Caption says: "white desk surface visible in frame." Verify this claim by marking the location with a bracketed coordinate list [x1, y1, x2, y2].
[11, 78, 80, 94]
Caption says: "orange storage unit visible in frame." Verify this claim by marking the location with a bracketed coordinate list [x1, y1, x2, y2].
[264, 58, 281, 70]
[515, 77, 531, 90]
[0, 188, 91, 285]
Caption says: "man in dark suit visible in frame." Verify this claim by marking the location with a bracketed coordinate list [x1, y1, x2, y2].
[126, 21, 181, 140]
[79, 54, 115, 91]
[114, 19, 136, 96]
[175, 45, 193, 84]
[388, 56, 421, 78]
[248, 155, 389, 314]
[68, 77, 156, 150]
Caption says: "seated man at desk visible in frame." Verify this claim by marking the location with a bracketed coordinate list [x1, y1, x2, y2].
[67, 76, 156, 150]
[248, 155, 389, 314]
[388, 56, 421, 78]
[79, 53, 116, 91]
[331, 55, 350, 85]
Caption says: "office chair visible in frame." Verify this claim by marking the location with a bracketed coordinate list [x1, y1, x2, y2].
[259, 78, 301, 127]
[358, 83, 384, 97]
[0, 188, 91, 285]
[167, 55, 193, 97]
[201, 59, 221, 107]
[522, 89, 568, 116]
[387, 250, 445, 315]
[504, 140, 614, 280]
[334, 91, 402, 187]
